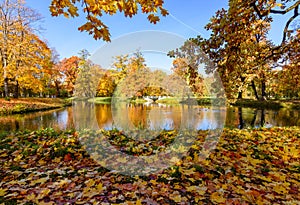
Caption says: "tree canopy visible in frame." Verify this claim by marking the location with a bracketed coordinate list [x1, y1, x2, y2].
[187, 0, 300, 101]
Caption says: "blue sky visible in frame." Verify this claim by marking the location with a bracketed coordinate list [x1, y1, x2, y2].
[26, 0, 288, 67]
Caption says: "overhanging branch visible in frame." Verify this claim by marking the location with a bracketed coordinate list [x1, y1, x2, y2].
[270, 0, 300, 14]
[282, 5, 299, 44]
[250, 0, 300, 45]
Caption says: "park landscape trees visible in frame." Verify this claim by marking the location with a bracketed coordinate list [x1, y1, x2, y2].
[1, 0, 299, 100]
[190, 0, 300, 101]
[0, 1, 299, 204]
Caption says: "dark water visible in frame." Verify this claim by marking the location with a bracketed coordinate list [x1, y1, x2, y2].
[0, 103, 299, 132]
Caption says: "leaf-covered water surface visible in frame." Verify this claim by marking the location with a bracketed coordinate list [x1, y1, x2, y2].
[0, 127, 299, 204]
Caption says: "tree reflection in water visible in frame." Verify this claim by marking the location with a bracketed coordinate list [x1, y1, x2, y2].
[0, 104, 299, 132]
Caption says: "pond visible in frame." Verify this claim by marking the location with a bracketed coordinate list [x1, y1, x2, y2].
[0, 103, 299, 132]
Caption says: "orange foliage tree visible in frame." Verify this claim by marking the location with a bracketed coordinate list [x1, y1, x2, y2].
[56, 56, 81, 96]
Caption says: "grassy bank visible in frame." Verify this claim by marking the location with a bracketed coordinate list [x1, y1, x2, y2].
[231, 99, 300, 110]
[68, 97, 300, 111]
[88, 97, 112, 104]
[0, 98, 71, 115]
[156, 97, 180, 104]
[0, 127, 299, 204]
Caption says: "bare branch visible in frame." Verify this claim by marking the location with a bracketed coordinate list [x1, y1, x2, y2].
[270, 0, 300, 14]
[282, 5, 299, 44]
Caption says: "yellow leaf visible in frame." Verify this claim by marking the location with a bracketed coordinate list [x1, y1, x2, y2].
[96, 183, 103, 191]
[14, 154, 23, 162]
[187, 186, 197, 192]
[0, 189, 7, 197]
[182, 168, 196, 175]
[85, 179, 95, 187]
[210, 192, 226, 203]
[38, 159, 47, 165]
[53, 157, 62, 163]
[30, 177, 49, 186]
[26, 193, 36, 201]
[195, 196, 205, 202]
[274, 184, 288, 194]
[136, 199, 142, 205]
[276, 3, 283, 7]
[170, 156, 180, 164]
[172, 194, 182, 203]
[0, 153, 8, 157]
[37, 188, 51, 200]
[150, 179, 157, 185]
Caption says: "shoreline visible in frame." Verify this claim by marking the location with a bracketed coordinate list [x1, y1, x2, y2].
[1, 97, 299, 116]
[0, 98, 72, 115]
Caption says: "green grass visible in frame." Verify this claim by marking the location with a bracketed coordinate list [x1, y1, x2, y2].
[130, 98, 147, 103]
[156, 97, 180, 104]
[231, 99, 300, 110]
[88, 97, 112, 104]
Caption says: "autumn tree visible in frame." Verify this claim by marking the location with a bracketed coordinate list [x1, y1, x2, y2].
[114, 52, 150, 98]
[168, 40, 208, 96]
[277, 29, 300, 98]
[56, 56, 81, 96]
[96, 71, 116, 97]
[41, 48, 62, 97]
[15, 33, 53, 97]
[142, 69, 169, 96]
[74, 49, 102, 98]
[196, 0, 277, 100]
[49, 0, 168, 41]
[111, 54, 130, 85]
[0, 0, 53, 98]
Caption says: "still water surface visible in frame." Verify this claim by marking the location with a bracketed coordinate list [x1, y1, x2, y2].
[0, 103, 299, 132]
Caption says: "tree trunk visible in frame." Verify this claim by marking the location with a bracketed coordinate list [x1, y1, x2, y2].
[238, 91, 243, 99]
[13, 80, 19, 98]
[261, 79, 267, 101]
[4, 77, 9, 98]
[55, 81, 60, 97]
[3, 56, 9, 98]
[238, 76, 246, 99]
[251, 80, 260, 100]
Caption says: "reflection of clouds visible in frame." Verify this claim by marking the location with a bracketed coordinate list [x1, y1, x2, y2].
[0, 108, 74, 132]
[56, 109, 68, 129]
